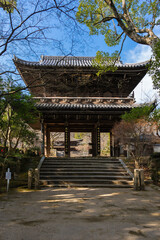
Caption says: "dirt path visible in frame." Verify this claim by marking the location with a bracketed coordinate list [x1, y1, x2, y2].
[0, 186, 160, 240]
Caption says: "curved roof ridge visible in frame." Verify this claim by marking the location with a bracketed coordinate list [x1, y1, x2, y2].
[13, 55, 150, 68]
[123, 60, 150, 66]
[13, 56, 39, 65]
[42, 55, 95, 59]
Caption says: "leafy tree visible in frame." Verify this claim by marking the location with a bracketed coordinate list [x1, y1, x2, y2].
[0, 0, 17, 13]
[0, 78, 39, 177]
[149, 39, 160, 89]
[0, 78, 38, 157]
[77, 0, 160, 83]
[121, 105, 155, 121]
[112, 105, 159, 168]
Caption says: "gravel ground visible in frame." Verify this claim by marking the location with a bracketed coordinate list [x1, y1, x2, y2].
[0, 186, 160, 240]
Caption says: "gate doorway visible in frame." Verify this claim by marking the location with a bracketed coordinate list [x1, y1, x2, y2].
[70, 132, 92, 157]
[100, 132, 110, 157]
[45, 127, 112, 158]
[50, 132, 65, 157]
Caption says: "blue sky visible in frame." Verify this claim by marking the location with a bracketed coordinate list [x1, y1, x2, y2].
[22, 23, 158, 104]
[1, 3, 158, 104]
[34, 29, 159, 104]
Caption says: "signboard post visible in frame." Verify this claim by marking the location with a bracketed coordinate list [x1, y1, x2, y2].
[5, 168, 11, 192]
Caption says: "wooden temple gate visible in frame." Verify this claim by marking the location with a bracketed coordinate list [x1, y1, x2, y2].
[14, 55, 149, 158]
[37, 96, 136, 158]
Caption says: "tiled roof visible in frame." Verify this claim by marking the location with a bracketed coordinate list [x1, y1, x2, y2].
[14, 55, 150, 69]
[36, 102, 134, 111]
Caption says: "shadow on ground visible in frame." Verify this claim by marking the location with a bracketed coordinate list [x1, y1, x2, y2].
[0, 186, 160, 240]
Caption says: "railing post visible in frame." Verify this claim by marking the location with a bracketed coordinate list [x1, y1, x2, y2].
[35, 168, 40, 190]
[134, 169, 139, 190]
[139, 169, 145, 190]
[28, 168, 33, 189]
[134, 169, 145, 190]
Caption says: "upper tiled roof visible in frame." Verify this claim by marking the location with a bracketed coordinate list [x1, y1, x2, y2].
[14, 55, 150, 69]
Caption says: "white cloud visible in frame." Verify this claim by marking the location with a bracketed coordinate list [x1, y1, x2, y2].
[125, 44, 158, 103]
[125, 44, 152, 63]
[134, 74, 158, 103]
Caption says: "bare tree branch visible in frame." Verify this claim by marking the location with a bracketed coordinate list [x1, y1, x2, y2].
[104, 0, 158, 45]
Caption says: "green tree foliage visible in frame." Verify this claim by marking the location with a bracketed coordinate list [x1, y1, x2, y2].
[92, 51, 119, 76]
[74, 132, 85, 140]
[149, 39, 160, 89]
[77, 0, 160, 81]
[122, 103, 160, 132]
[122, 105, 154, 122]
[0, 78, 38, 157]
[0, 0, 17, 13]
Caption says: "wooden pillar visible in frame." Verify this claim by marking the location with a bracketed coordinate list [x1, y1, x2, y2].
[44, 124, 47, 157]
[110, 132, 112, 157]
[41, 120, 45, 155]
[92, 129, 96, 157]
[97, 125, 101, 156]
[112, 134, 115, 157]
[65, 126, 70, 157]
[46, 127, 50, 157]
[92, 125, 100, 157]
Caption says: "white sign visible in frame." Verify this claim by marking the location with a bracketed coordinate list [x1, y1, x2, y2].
[5, 168, 11, 180]
[5, 168, 11, 192]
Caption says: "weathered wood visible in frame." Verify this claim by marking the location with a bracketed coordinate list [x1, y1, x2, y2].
[65, 126, 70, 157]
[14, 56, 148, 98]
[44, 124, 47, 156]
[139, 169, 145, 190]
[97, 126, 101, 156]
[35, 168, 40, 190]
[41, 120, 45, 155]
[46, 127, 50, 157]
[134, 169, 145, 191]
[110, 132, 112, 157]
[134, 169, 139, 190]
[92, 129, 96, 157]
[28, 168, 33, 189]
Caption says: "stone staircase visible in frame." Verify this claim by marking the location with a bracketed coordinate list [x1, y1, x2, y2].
[39, 157, 133, 188]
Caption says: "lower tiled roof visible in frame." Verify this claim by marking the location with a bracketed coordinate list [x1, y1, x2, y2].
[36, 102, 134, 111]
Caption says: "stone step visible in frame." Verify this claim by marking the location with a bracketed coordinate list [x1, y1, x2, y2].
[43, 183, 133, 188]
[41, 166, 125, 172]
[40, 168, 125, 172]
[40, 171, 129, 175]
[40, 179, 133, 185]
[46, 157, 119, 161]
[39, 157, 133, 188]
[42, 161, 121, 164]
[40, 175, 132, 179]
[44, 160, 120, 163]
[42, 164, 123, 168]
[40, 167, 126, 171]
